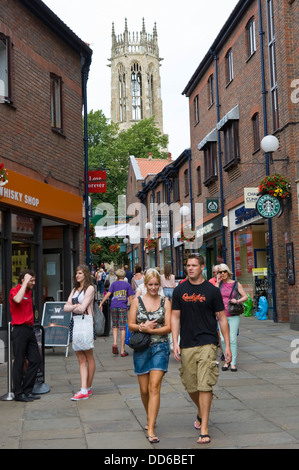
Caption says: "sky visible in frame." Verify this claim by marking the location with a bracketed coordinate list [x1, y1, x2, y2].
[43, 0, 239, 157]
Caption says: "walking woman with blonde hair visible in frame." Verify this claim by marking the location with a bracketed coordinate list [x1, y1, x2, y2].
[128, 269, 171, 443]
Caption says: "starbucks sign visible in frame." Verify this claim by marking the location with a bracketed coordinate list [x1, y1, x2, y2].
[256, 194, 282, 218]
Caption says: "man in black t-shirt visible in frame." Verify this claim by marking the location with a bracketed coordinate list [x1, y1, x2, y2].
[171, 254, 231, 444]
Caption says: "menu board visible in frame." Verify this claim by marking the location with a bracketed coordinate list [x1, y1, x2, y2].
[41, 302, 70, 347]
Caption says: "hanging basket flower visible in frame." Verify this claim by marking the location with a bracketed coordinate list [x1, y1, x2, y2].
[0, 163, 8, 186]
[258, 173, 290, 199]
[89, 221, 95, 240]
[109, 244, 120, 253]
[144, 238, 157, 250]
[91, 244, 101, 255]
[180, 227, 195, 242]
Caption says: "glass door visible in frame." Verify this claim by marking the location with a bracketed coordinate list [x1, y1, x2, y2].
[43, 251, 63, 301]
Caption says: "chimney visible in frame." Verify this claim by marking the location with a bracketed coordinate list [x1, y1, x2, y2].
[148, 152, 152, 160]
[168, 153, 172, 161]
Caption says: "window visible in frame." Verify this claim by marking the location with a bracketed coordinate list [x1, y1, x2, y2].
[50, 73, 63, 130]
[184, 169, 189, 196]
[194, 95, 199, 124]
[203, 143, 217, 185]
[267, 0, 279, 131]
[223, 121, 240, 170]
[225, 49, 234, 85]
[207, 74, 214, 107]
[118, 65, 126, 122]
[172, 177, 180, 202]
[148, 65, 154, 117]
[0, 34, 12, 103]
[131, 63, 143, 120]
[252, 113, 260, 152]
[246, 17, 256, 58]
[197, 166, 202, 195]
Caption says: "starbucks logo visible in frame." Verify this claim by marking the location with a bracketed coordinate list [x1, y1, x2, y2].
[256, 194, 282, 219]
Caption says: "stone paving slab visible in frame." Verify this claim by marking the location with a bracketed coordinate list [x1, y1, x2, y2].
[0, 315, 299, 450]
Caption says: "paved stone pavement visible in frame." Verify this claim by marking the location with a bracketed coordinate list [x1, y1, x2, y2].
[1, 315, 299, 450]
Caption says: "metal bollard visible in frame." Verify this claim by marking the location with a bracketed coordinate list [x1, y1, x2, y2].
[0, 322, 15, 401]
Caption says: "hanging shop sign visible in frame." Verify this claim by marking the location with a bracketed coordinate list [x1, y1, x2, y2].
[256, 194, 282, 219]
[88, 170, 107, 193]
[207, 198, 219, 214]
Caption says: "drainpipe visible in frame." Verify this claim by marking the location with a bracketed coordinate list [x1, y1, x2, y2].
[82, 54, 91, 266]
[258, 0, 277, 322]
[186, 149, 194, 229]
[211, 50, 227, 264]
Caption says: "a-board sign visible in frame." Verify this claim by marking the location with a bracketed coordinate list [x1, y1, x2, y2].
[41, 302, 71, 347]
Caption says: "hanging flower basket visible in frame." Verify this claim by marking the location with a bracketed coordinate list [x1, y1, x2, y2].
[89, 221, 95, 240]
[258, 174, 290, 199]
[0, 163, 8, 186]
[180, 227, 195, 242]
[144, 238, 157, 250]
[109, 244, 120, 253]
[91, 244, 101, 255]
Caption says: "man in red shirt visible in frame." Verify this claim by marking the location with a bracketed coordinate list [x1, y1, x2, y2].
[9, 269, 41, 402]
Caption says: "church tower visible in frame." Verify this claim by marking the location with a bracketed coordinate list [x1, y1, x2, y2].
[109, 18, 164, 133]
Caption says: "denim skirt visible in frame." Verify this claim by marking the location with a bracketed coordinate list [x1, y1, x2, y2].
[133, 341, 170, 375]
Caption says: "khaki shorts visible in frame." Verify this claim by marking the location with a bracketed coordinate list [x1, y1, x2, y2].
[179, 344, 219, 393]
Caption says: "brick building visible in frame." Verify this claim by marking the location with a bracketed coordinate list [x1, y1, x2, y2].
[124, 0, 298, 326]
[182, 0, 298, 325]
[0, 0, 92, 333]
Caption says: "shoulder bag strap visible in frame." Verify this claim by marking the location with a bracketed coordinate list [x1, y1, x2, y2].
[229, 281, 238, 299]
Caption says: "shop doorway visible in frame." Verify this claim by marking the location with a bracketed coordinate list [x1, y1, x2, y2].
[43, 250, 63, 301]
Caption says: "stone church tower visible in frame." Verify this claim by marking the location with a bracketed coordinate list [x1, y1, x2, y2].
[109, 18, 164, 133]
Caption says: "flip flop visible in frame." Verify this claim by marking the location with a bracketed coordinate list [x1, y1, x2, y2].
[147, 435, 160, 443]
[194, 415, 201, 430]
[197, 434, 211, 444]
[112, 345, 119, 355]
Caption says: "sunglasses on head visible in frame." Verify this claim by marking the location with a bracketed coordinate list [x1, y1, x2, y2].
[219, 270, 228, 274]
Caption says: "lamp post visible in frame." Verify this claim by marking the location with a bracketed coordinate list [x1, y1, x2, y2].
[260, 135, 278, 322]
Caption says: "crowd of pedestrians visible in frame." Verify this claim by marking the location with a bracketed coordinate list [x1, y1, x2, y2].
[9, 256, 247, 445]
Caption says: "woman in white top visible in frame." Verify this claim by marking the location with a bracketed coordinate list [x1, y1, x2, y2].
[160, 264, 176, 299]
[64, 265, 95, 401]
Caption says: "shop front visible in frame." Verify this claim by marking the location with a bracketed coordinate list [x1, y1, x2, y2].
[196, 216, 224, 279]
[0, 170, 83, 326]
[229, 203, 273, 315]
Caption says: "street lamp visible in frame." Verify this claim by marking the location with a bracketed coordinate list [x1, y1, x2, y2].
[260, 135, 278, 322]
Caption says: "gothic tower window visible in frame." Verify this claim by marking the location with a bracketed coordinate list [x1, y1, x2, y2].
[148, 65, 154, 117]
[131, 63, 143, 120]
[118, 64, 126, 122]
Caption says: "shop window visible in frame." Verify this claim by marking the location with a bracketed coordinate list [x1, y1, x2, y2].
[50, 73, 63, 131]
[0, 33, 12, 103]
[11, 214, 35, 287]
[234, 228, 254, 285]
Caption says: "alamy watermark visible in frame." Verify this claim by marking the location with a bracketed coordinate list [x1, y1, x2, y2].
[290, 79, 299, 104]
[290, 339, 299, 364]
[92, 196, 204, 249]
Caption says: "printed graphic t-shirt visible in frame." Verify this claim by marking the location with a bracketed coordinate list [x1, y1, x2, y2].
[172, 280, 224, 348]
[109, 280, 134, 309]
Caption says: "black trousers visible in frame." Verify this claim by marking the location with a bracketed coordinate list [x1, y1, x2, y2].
[11, 325, 41, 397]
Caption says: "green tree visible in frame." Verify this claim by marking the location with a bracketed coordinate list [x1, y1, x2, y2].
[86, 111, 169, 208]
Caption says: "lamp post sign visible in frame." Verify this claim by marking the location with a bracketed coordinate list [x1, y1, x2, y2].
[256, 194, 282, 219]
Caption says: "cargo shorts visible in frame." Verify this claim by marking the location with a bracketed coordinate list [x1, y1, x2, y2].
[179, 344, 219, 393]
